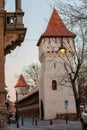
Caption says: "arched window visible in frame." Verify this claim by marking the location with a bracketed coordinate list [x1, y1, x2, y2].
[52, 80, 57, 90]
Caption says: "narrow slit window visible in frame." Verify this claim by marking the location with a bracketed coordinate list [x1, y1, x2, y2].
[52, 80, 57, 90]
[54, 63, 56, 68]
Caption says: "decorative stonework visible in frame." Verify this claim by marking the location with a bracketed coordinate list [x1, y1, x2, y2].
[0, 0, 26, 130]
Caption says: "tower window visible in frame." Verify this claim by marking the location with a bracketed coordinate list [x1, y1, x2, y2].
[54, 63, 56, 68]
[52, 80, 57, 90]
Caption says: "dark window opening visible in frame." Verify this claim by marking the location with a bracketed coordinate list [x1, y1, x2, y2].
[6, 16, 17, 24]
[52, 80, 57, 90]
[7, 17, 10, 24]
[54, 63, 56, 68]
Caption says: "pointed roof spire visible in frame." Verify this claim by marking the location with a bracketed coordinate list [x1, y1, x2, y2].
[37, 9, 75, 46]
[15, 74, 29, 88]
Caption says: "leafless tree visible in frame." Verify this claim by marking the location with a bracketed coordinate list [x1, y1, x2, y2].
[48, 0, 87, 117]
[23, 63, 40, 89]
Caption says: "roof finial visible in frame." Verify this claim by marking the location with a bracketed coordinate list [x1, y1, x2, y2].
[53, 4, 56, 10]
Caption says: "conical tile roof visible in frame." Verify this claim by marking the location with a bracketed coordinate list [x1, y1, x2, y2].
[15, 74, 29, 88]
[37, 9, 75, 46]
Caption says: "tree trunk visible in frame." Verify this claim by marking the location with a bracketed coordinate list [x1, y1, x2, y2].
[72, 82, 80, 118]
[75, 98, 80, 118]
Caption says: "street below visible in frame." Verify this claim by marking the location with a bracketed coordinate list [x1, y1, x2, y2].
[7, 118, 83, 130]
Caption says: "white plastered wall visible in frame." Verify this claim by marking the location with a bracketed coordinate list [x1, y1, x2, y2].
[39, 37, 76, 119]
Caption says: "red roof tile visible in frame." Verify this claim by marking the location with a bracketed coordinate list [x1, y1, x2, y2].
[37, 9, 76, 46]
[15, 74, 29, 88]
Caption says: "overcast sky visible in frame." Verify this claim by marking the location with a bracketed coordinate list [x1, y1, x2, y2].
[5, 0, 80, 101]
[5, 0, 55, 101]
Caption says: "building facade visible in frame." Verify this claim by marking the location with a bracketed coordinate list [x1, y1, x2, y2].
[0, 0, 26, 129]
[37, 9, 77, 120]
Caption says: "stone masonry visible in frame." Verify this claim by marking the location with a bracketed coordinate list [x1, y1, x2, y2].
[0, 0, 26, 130]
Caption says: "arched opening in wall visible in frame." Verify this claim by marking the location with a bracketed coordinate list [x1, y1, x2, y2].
[52, 80, 57, 90]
